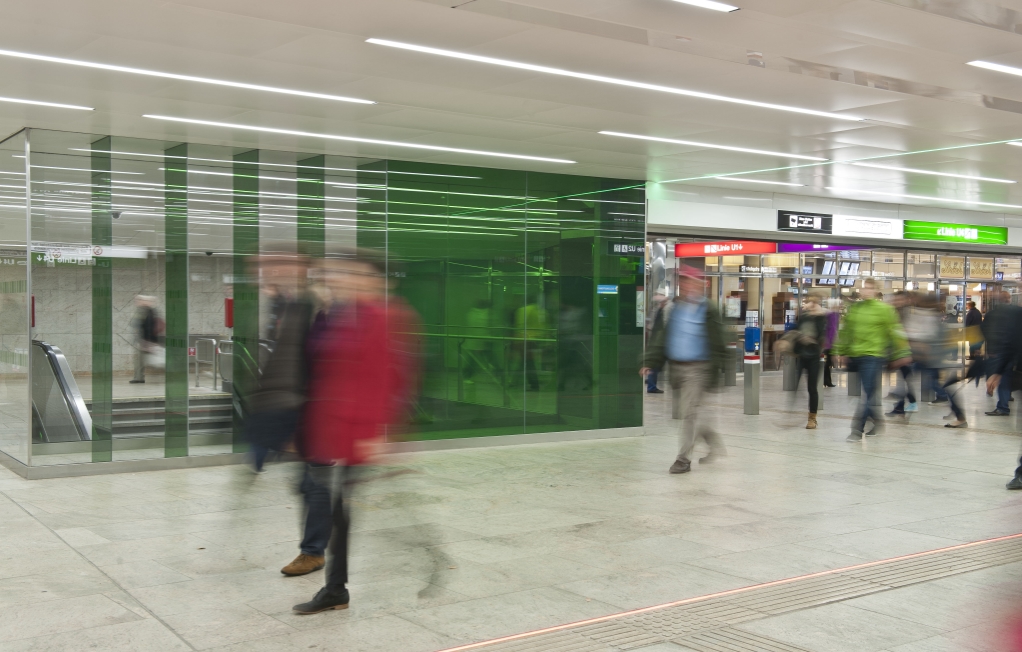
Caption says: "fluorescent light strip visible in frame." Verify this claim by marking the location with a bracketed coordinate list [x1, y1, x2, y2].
[849, 162, 1015, 183]
[31, 165, 143, 175]
[968, 61, 1022, 78]
[367, 38, 861, 122]
[608, 212, 645, 216]
[143, 115, 575, 164]
[825, 186, 1022, 209]
[0, 48, 372, 105]
[600, 131, 827, 161]
[567, 198, 644, 205]
[68, 149, 482, 179]
[670, 0, 739, 11]
[0, 96, 92, 110]
[714, 177, 804, 187]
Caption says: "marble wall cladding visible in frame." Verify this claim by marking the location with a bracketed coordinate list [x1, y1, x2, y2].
[31, 254, 234, 374]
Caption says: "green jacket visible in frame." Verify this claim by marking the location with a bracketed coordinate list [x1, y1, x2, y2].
[643, 299, 727, 389]
[834, 299, 910, 360]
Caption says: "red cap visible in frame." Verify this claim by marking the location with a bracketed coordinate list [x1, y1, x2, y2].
[678, 264, 704, 281]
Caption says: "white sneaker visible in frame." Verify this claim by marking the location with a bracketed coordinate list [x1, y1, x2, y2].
[905, 402, 918, 413]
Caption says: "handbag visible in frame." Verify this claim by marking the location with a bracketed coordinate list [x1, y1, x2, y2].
[145, 346, 166, 369]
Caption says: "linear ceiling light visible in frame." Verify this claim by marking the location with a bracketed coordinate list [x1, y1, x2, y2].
[714, 177, 804, 187]
[825, 186, 1022, 209]
[0, 48, 373, 104]
[849, 162, 1015, 183]
[67, 149, 481, 179]
[366, 38, 862, 122]
[968, 60, 1022, 78]
[600, 131, 827, 161]
[670, 0, 739, 12]
[0, 96, 92, 110]
[143, 115, 575, 164]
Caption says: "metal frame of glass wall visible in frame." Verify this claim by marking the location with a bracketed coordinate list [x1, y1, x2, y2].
[0, 127, 646, 473]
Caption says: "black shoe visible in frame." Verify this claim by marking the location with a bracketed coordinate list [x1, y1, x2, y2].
[647, 388, 665, 394]
[824, 384, 836, 388]
[985, 410, 1010, 417]
[944, 420, 968, 429]
[929, 397, 949, 405]
[129, 379, 145, 384]
[669, 459, 691, 474]
[885, 409, 905, 418]
[846, 431, 863, 442]
[293, 587, 350, 614]
[1007, 477, 1022, 490]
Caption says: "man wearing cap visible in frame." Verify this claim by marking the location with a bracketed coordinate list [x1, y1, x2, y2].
[641, 266, 727, 474]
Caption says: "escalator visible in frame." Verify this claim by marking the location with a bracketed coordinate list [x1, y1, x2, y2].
[31, 339, 233, 451]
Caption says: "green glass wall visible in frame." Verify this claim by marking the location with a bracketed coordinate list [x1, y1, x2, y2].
[7, 128, 643, 469]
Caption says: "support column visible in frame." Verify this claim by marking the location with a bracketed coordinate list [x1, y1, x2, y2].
[297, 155, 325, 258]
[91, 137, 113, 462]
[164, 144, 188, 457]
[232, 150, 259, 451]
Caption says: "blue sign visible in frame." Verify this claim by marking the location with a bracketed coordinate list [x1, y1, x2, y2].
[597, 285, 618, 295]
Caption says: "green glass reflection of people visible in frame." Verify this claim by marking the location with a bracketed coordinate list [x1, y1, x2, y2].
[514, 298, 547, 391]
[463, 300, 493, 383]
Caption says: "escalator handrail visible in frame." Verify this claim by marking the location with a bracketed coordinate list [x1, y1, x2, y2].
[32, 340, 92, 441]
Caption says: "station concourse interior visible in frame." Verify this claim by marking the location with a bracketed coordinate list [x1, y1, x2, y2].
[5, 1, 1022, 652]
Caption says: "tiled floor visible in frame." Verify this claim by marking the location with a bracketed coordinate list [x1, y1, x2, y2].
[1, 374, 1021, 651]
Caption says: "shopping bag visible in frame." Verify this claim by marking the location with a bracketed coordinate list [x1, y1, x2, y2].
[145, 346, 166, 369]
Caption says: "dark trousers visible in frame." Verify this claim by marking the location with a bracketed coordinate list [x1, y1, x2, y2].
[823, 350, 834, 387]
[298, 463, 334, 557]
[892, 365, 918, 412]
[997, 372, 1012, 414]
[646, 368, 660, 392]
[246, 409, 300, 472]
[304, 464, 353, 593]
[942, 374, 966, 422]
[796, 355, 820, 413]
[852, 356, 885, 434]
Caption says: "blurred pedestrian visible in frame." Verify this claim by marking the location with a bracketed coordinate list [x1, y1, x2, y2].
[965, 300, 984, 360]
[834, 279, 911, 442]
[645, 288, 669, 394]
[293, 249, 418, 614]
[640, 265, 726, 474]
[791, 296, 827, 429]
[129, 295, 161, 384]
[986, 308, 1022, 488]
[823, 302, 839, 388]
[983, 292, 1020, 417]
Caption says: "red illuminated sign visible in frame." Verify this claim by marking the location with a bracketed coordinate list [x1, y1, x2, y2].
[675, 241, 777, 257]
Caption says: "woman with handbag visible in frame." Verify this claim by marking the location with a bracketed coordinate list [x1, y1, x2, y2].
[791, 296, 829, 430]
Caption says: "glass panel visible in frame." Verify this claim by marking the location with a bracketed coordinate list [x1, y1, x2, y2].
[0, 130, 27, 465]
[907, 252, 936, 279]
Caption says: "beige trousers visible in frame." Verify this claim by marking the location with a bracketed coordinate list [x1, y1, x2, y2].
[668, 361, 724, 462]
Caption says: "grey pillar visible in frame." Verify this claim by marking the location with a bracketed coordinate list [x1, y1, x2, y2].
[724, 344, 737, 386]
[744, 356, 760, 415]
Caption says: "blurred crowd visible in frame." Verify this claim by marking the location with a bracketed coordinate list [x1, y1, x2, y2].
[642, 271, 1022, 491]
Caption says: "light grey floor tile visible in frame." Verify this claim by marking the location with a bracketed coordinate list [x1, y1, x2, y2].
[794, 527, 966, 562]
[738, 602, 943, 652]
[161, 604, 295, 650]
[99, 560, 194, 589]
[0, 594, 143, 642]
[556, 562, 751, 610]
[3, 618, 190, 652]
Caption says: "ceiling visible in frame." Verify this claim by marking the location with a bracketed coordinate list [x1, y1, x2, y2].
[10, 0, 1022, 212]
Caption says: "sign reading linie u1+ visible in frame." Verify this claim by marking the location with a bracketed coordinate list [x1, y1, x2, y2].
[903, 221, 1008, 245]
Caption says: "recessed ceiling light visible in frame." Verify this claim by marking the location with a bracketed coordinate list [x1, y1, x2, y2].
[715, 177, 804, 187]
[600, 131, 827, 161]
[0, 96, 92, 111]
[670, 0, 739, 12]
[367, 38, 862, 122]
[0, 48, 374, 104]
[825, 186, 1022, 209]
[968, 60, 1022, 78]
[142, 115, 576, 164]
[848, 162, 1015, 183]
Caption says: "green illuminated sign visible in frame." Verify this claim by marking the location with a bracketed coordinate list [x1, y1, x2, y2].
[903, 220, 1007, 245]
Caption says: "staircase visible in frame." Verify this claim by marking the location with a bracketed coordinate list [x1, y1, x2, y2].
[84, 395, 234, 448]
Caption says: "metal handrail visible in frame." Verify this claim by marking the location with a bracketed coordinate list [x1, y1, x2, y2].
[193, 338, 218, 389]
[31, 340, 92, 441]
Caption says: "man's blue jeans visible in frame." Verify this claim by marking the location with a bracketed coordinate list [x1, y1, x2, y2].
[298, 463, 333, 557]
[998, 372, 1013, 414]
[852, 356, 885, 434]
[646, 368, 660, 392]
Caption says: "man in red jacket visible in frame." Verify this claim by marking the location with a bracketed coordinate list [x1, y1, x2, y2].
[293, 250, 418, 615]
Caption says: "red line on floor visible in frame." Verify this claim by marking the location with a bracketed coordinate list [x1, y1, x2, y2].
[432, 531, 1022, 652]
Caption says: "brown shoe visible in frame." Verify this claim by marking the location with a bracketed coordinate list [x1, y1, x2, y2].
[669, 459, 691, 474]
[281, 553, 325, 576]
[806, 413, 817, 430]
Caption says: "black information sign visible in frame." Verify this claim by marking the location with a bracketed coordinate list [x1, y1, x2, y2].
[777, 210, 832, 234]
[608, 242, 645, 257]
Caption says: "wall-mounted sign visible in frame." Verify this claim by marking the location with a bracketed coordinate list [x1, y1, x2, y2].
[777, 243, 868, 253]
[608, 242, 645, 257]
[904, 221, 1008, 245]
[940, 256, 966, 278]
[969, 258, 994, 280]
[739, 266, 778, 274]
[777, 210, 832, 234]
[832, 215, 904, 239]
[675, 241, 776, 257]
[597, 285, 619, 295]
